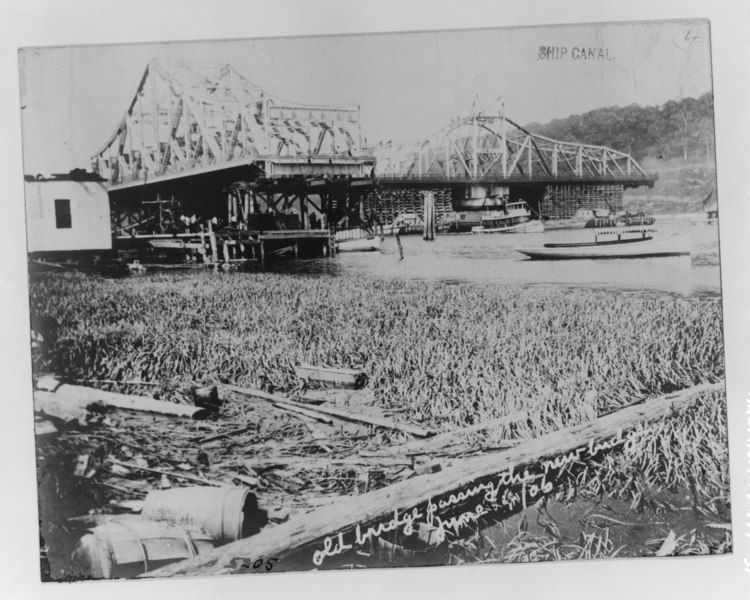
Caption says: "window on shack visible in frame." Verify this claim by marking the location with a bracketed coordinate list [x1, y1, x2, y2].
[54, 199, 72, 229]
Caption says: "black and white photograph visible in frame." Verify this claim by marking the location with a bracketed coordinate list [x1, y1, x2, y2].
[3, 2, 749, 599]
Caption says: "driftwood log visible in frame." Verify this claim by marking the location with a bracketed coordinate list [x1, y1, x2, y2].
[34, 378, 208, 420]
[146, 381, 722, 578]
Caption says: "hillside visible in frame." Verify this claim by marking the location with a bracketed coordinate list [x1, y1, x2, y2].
[526, 94, 717, 213]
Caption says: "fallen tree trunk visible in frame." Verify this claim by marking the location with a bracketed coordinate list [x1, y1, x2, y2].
[146, 381, 722, 577]
[34, 379, 208, 420]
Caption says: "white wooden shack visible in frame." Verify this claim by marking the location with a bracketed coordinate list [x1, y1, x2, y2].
[25, 170, 112, 255]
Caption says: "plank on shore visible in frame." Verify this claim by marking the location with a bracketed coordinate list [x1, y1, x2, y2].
[146, 381, 723, 577]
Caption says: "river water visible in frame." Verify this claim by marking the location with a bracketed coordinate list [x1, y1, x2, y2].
[256, 216, 721, 298]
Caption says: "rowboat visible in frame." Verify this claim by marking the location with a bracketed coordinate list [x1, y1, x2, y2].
[334, 228, 382, 252]
[471, 202, 544, 234]
[516, 228, 690, 260]
[336, 237, 381, 252]
[148, 238, 187, 250]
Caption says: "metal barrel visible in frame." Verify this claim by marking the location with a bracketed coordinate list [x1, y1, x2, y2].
[70, 519, 215, 579]
[141, 486, 260, 545]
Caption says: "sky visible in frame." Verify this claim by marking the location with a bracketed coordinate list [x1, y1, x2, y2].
[18, 19, 712, 176]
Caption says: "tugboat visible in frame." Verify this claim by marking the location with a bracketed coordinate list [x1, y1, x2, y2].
[471, 201, 544, 234]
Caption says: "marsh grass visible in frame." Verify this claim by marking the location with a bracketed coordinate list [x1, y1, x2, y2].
[29, 271, 724, 437]
[28, 270, 729, 564]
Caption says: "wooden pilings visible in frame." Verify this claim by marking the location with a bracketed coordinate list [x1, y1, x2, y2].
[363, 188, 453, 227]
[541, 184, 624, 220]
[207, 222, 219, 264]
[422, 191, 435, 241]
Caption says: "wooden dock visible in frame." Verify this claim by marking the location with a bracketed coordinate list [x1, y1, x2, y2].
[115, 228, 333, 264]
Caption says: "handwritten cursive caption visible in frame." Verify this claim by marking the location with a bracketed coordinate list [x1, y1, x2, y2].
[312, 427, 643, 566]
[538, 46, 614, 61]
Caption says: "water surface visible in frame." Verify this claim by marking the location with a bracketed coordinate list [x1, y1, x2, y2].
[251, 218, 721, 298]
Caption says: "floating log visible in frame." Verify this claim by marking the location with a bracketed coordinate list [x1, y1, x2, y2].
[223, 384, 436, 438]
[146, 382, 721, 577]
[34, 379, 208, 420]
[294, 365, 368, 389]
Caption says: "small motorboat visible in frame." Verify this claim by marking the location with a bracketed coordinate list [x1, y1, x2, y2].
[471, 201, 544, 234]
[516, 228, 690, 260]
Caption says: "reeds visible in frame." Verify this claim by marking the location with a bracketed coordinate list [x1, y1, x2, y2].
[29, 270, 728, 564]
[29, 270, 724, 437]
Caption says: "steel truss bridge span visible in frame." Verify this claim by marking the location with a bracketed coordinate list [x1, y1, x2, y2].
[369, 113, 656, 188]
[92, 61, 374, 190]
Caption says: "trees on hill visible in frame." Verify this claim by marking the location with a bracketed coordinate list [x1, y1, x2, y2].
[526, 93, 714, 163]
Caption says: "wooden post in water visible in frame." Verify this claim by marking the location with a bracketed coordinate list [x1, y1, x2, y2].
[198, 228, 207, 263]
[208, 222, 219, 264]
[423, 191, 435, 241]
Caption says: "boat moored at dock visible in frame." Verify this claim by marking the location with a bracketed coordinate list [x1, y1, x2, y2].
[470, 201, 544, 234]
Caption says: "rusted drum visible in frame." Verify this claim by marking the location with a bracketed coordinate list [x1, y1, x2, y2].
[70, 519, 215, 579]
[141, 486, 261, 544]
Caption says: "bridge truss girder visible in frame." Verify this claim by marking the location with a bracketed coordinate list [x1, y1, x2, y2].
[371, 113, 651, 184]
[92, 61, 365, 188]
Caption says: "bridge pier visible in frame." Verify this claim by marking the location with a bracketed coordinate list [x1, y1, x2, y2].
[541, 184, 624, 219]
